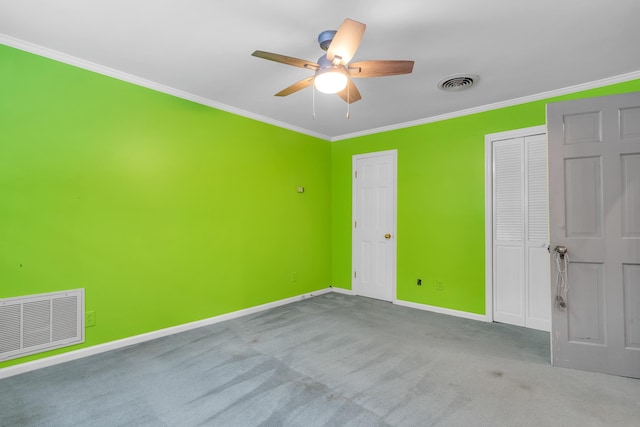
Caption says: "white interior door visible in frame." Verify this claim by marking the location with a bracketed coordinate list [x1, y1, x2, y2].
[547, 92, 640, 378]
[492, 133, 550, 331]
[352, 150, 397, 302]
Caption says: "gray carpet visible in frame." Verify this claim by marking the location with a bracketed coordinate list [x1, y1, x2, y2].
[1, 293, 638, 426]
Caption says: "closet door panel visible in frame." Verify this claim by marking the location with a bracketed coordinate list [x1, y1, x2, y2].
[493, 134, 550, 331]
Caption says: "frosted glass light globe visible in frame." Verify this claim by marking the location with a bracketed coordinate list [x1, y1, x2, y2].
[314, 69, 348, 94]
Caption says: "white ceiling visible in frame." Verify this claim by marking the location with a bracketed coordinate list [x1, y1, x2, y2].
[2, 0, 640, 140]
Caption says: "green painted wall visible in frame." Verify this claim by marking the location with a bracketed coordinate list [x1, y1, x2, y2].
[331, 79, 640, 315]
[2, 41, 639, 370]
[0, 45, 331, 368]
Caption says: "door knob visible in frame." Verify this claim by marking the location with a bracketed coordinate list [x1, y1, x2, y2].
[384, 233, 391, 239]
[555, 245, 568, 260]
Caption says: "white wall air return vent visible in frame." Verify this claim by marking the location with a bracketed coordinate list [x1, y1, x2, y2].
[0, 289, 84, 362]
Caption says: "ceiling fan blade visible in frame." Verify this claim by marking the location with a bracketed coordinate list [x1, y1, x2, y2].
[326, 18, 366, 65]
[252, 50, 319, 70]
[349, 60, 415, 78]
[275, 76, 315, 97]
[337, 77, 362, 104]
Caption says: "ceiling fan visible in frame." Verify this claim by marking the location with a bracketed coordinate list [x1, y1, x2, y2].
[252, 18, 414, 104]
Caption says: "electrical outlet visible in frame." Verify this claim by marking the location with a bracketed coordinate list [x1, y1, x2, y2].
[417, 278, 422, 286]
[436, 281, 444, 291]
[85, 310, 96, 327]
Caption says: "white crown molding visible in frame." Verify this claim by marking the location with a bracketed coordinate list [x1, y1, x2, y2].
[2, 33, 639, 142]
[331, 70, 640, 141]
[0, 34, 332, 141]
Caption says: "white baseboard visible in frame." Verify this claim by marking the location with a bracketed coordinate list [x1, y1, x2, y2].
[0, 288, 332, 380]
[394, 299, 490, 322]
[0, 289, 491, 380]
[330, 286, 355, 295]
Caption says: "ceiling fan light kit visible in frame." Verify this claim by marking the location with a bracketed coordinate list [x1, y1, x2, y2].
[314, 55, 348, 93]
[252, 18, 414, 105]
[314, 66, 348, 94]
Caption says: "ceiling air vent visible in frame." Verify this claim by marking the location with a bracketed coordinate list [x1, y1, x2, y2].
[437, 74, 479, 91]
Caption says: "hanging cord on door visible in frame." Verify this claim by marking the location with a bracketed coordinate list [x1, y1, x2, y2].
[553, 248, 570, 311]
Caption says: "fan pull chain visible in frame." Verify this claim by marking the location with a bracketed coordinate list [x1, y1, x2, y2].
[346, 80, 351, 119]
[312, 84, 316, 119]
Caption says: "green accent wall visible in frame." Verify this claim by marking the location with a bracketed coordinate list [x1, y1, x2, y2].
[331, 79, 640, 315]
[0, 45, 331, 368]
[2, 41, 639, 370]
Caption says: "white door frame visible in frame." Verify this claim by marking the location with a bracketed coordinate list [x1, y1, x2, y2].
[484, 125, 547, 322]
[352, 149, 398, 302]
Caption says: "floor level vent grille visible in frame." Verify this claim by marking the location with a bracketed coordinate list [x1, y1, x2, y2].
[0, 289, 84, 362]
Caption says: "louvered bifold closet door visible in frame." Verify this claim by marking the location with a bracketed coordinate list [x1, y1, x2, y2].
[493, 135, 550, 331]
[524, 134, 550, 331]
[493, 139, 526, 326]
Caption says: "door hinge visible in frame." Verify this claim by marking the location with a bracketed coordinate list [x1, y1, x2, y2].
[354, 220, 357, 228]
[355, 170, 358, 178]
[354, 271, 357, 279]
